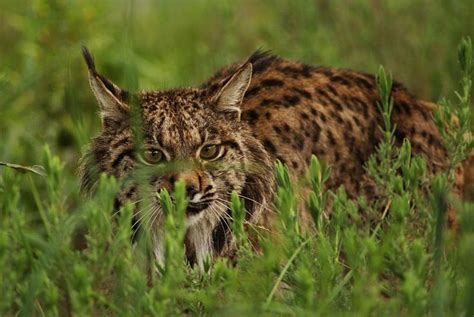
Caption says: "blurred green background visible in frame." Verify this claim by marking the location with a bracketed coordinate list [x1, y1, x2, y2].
[1, 0, 473, 177]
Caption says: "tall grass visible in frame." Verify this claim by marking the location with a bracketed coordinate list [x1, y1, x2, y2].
[0, 0, 473, 315]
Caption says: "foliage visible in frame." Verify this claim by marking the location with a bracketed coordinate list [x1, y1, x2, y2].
[0, 1, 473, 315]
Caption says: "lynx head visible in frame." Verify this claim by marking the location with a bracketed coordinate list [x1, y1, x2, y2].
[79, 47, 274, 267]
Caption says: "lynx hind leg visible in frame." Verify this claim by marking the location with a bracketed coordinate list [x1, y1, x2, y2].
[449, 124, 474, 229]
[446, 155, 471, 232]
[461, 148, 474, 200]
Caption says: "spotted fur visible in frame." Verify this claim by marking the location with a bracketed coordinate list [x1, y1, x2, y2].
[80, 48, 468, 266]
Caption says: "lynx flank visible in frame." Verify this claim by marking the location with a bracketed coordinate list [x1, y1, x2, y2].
[80, 48, 466, 268]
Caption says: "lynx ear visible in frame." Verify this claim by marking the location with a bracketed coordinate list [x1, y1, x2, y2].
[214, 63, 252, 120]
[82, 46, 129, 127]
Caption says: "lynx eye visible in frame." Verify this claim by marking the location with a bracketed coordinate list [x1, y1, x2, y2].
[199, 144, 221, 161]
[142, 149, 164, 164]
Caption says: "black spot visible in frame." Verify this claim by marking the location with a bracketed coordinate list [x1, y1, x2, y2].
[331, 98, 344, 112]
[279, 65, 312, 78]
[348, 96, 365, 112]
[344, 134, 356, 150]
[355, 148, 366, 165]
[340, 164, 347, 174]
[417, 107, 430, 120]
[273, 125, 282, 134]
[331, 110, 344, 124]
[261, 78, 284, 87]
[263, 138, 277, 153]
[320, 112, 327, 122]
[334, 151, 341, 161]
[208, 126, 219, 135]
[396, 101, 412, 116]
[313, 124, 321, 142]
[352, 75, 374, 90]
[367, 123, 379, 150]
[245, 86, 261, 98]
[265, 112, 272, 119]
[281, 134, 291, 144]
[310, 107, 318, 116]
[295, 137, 305, 150]
[292, 133, 305, 150]
[260, 99, 274, 107]
[282, 123, 291, 132]
[301, 65, 313, 78]
[283, 95, 300, 107]
[327, 130, 337, 145]
[353, 116, 361, 127]
[315, 87, 343, 111]
[293, 87, 312, 99]
[316, 68, 333, 77]
[276, 155, 287, 165]
[244, 110, 259, 125]
[391, 81, 405, 91]
[357, 99, 369, 117]
[344, 119, 353, 131]
[319, 98, 340, 111]
[291, 160, 299, 169]
[300, 112, 309, 120]
[191, 102, 201, 111]
[327, 84, 338, 96]
[427, 133, 435, 146]
[331, 75, 352, 86]
[315, 87, 332, 101]
[411, 142, 422, 154]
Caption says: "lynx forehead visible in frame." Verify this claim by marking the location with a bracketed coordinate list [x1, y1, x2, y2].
[140, 89, 238, 158]
[80, 47, 458, 267]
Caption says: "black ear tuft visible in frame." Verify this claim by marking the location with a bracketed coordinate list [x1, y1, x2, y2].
[247, 48, 275, 64]
[81, 45, 97, 74]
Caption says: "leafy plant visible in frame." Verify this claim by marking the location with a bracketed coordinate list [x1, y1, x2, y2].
[0, 1, 473, 314]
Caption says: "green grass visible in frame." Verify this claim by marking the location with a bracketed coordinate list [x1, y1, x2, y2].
[1, 1, 473, 315]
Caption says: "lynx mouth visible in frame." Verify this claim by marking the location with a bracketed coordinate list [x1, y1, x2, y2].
[186, 202, 211, 215]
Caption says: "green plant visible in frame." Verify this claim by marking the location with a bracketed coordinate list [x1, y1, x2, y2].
[1, 2, 473, 314]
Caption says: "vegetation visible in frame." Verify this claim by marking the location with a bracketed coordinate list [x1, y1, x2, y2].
[1, 1, 473, 315]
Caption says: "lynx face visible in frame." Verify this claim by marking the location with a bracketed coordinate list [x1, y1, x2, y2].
[80, 48, 274, 268]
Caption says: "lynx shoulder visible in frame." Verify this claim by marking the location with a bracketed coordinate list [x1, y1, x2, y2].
[203, 51, 453, 199]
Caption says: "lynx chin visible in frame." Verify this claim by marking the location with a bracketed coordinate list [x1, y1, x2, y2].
[79, 47, 469, 268]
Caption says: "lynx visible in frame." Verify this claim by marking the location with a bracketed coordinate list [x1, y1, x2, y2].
[80, 47, 470, 268]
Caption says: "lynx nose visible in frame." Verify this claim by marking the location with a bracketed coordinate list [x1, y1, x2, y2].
[162, 171, 202, 201]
